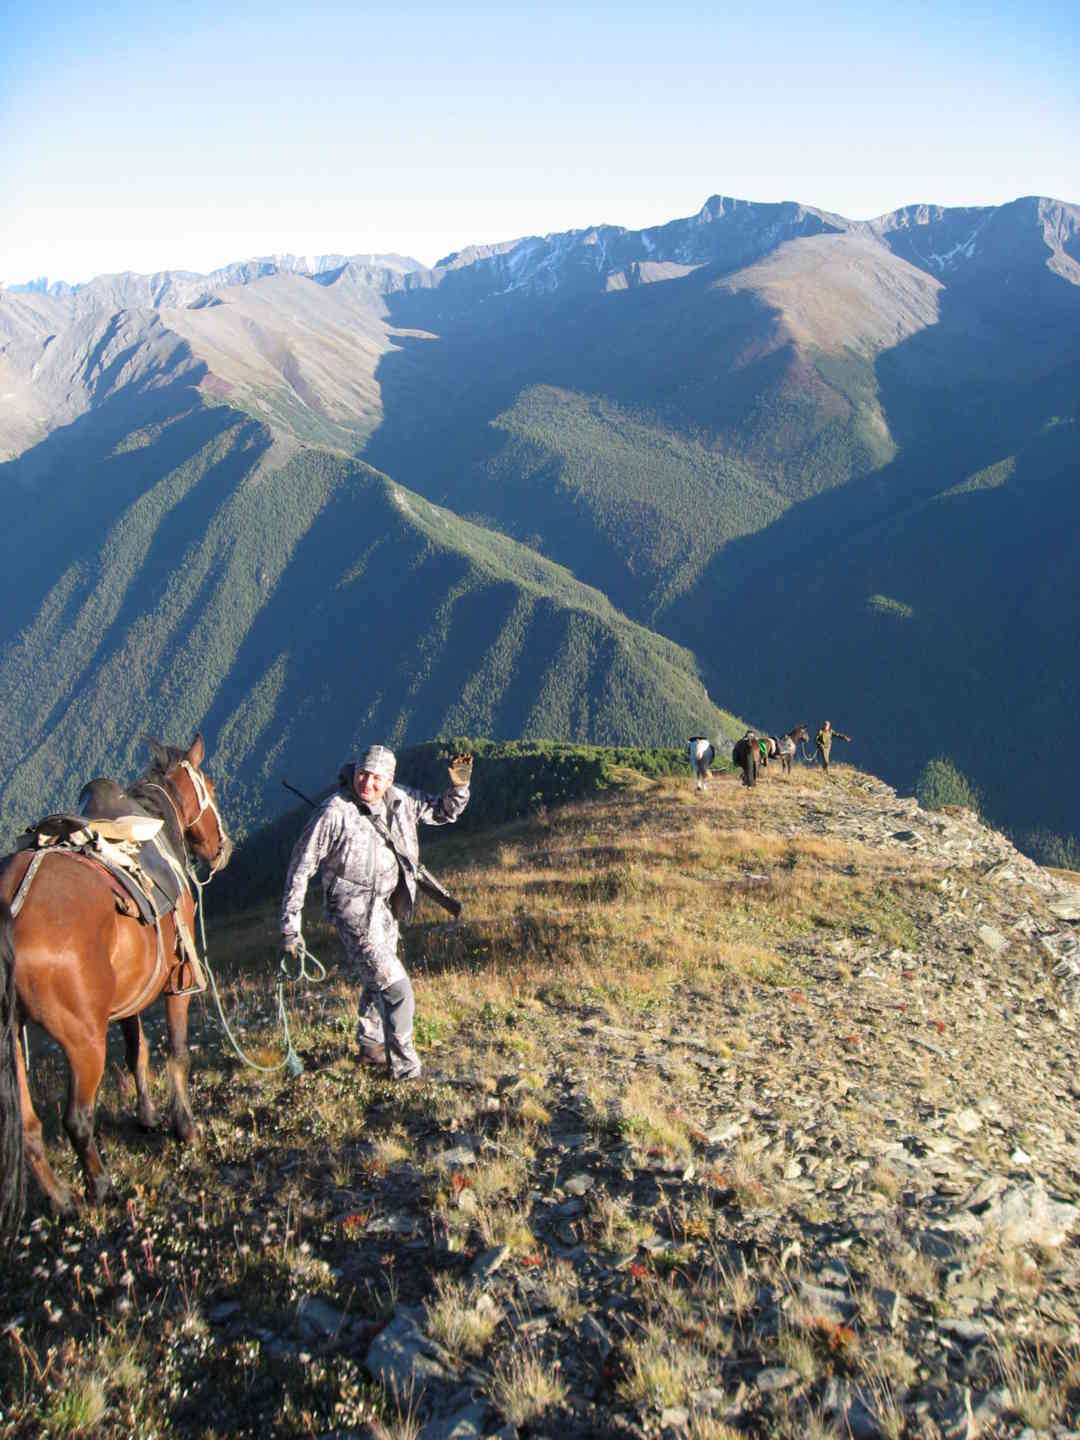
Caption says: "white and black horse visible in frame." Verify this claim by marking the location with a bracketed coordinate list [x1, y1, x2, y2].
[687, 737, 715, 792]
[775, 725, 810, 774]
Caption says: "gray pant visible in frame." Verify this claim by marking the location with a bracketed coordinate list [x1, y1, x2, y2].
[356, 977, 421, 1079]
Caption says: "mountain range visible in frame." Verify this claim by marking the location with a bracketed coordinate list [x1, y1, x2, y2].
[1, 193, 1078, 852]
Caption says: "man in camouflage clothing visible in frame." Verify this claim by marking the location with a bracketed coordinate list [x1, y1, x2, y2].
[281, 745, 472, 1080]
[815, 721, 851, 773]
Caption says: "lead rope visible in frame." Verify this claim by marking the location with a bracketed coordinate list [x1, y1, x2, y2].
[189, 873, 325, 1077]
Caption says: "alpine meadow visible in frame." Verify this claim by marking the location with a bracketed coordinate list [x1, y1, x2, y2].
[1, 193, 1079, 855]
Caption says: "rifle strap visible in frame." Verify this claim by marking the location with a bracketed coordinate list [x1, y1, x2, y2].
[359, 804, 408, 875]
[348, 793, 459, 917]
[354, 801, 415, 917]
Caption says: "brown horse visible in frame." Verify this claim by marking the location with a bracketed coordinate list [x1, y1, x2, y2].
[0, 734, 231, 1242]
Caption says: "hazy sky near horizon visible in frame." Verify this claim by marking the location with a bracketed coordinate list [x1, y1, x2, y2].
[2, 0, 1077, 287]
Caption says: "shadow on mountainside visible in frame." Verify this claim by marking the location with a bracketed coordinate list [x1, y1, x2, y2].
[363, 271, 802, 619]
[661, 263, 1080, 843]
[0, 377, 231, 639]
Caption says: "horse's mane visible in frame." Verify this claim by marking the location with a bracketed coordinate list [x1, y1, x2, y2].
[138, 735, 187, 782]
[127, 738, 189, 857]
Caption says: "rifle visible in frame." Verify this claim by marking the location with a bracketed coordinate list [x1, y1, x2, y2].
[282, 779, 463, 919]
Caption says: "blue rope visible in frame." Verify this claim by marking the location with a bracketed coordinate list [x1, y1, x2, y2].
[192, 878, 324, 1077]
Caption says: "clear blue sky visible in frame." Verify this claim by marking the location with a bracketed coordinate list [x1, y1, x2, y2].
[2, 0, 1077, 286]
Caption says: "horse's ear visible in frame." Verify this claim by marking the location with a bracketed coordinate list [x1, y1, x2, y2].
[186, 734, 205, 769]
[142, 735, 171, 772]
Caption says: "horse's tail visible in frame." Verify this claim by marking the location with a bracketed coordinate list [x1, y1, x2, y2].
[0, 899, 25, 1249]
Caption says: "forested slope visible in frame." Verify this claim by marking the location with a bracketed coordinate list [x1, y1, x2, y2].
[0, 399, 736, 839]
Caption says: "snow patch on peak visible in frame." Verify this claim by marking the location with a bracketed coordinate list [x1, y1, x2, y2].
[924, 229, 980, 271]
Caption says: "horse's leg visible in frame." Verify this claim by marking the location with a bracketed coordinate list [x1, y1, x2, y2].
[62, 1033, 111, 1205]
[163, 992, 197, 1143]
[120, 1015, 157, 1129]
[17, 1034, 74, 1214]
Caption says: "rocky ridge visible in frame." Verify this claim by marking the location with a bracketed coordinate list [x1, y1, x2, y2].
[4, 765, 1080, 1438]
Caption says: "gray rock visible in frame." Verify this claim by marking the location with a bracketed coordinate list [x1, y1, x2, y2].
[366, 1212, 421, 1236]
[366, 1308, 455, 1392]
[871, 1287, 906, 1329]
[563, 1172, 595, 1197]
[938, 1317, 991, 1345]
[688, 1386, 728, 1413]
[468, 1245, 511, 1283]
[821, 1382, 884, 1440]
[970, 1385, 1012, 1431]
[754, 1365, 802, 1393]
[659, 1407, 689, 1431]
[296, 1293, 349, 1340]
[419, 1399, 494, 1440]
[820, 1375, 851, 1415]
[437, 1145, 478, 1168]
[793, 1278, 856, 1323]
[977, 925, 1009, 955]
[580, 1313, 613, 1359]
[975, 1183, 1079, 1249]
[1049, 891, 1080, 921]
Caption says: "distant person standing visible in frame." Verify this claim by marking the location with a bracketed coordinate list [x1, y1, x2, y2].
[280, 745, 472, 1080]
[815, 721, 851, 773]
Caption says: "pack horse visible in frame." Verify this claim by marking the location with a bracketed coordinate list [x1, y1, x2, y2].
[0, 735, 231, 1244]
[688, 736, 716, 792]
[776, 725, 810, 774]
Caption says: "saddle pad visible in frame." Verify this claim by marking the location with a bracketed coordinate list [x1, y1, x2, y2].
[31, 812, 163, 844]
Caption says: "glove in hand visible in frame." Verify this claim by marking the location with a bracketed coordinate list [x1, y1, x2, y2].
[447, 753, 474, 787]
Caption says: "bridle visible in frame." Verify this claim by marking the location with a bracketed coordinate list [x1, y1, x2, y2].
[149, 760, 231, 877]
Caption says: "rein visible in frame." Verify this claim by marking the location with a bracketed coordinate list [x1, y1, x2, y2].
[190, 873, 323, 1078]
[143, 760, 314, 1074]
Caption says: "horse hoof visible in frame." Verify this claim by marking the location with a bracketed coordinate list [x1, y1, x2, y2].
[174, 1116, 200, 1145]
[49, 1187, 76, 1217]
[88, 1176, 113, 1207]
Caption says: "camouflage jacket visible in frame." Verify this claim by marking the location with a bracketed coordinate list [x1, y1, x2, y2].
[281, 776, 469, 943]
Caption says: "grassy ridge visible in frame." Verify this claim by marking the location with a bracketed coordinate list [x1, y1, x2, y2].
[209, 737, 722, 914]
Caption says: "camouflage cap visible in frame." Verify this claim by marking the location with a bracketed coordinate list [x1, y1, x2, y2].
[359, 744, 396, 780]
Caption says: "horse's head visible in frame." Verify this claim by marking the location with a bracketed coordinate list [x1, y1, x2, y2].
[793, 725, 809, 743]
[146, 734, 233, 875]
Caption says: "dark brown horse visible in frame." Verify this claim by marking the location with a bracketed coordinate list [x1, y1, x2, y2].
[0, 735, 231, 1242]
[732, 732, 760, 787]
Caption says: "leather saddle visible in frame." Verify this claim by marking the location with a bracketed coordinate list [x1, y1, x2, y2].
[17, 778, 184, 924]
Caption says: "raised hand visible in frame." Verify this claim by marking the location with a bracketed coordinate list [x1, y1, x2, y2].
[447, 753, 474, 787]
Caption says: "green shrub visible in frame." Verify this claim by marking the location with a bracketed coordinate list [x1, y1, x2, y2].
[1017, 827, 1080, 872]
[915, 756, 981, 814]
